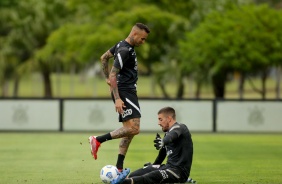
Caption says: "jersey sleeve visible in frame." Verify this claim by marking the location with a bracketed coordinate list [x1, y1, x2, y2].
[153, 147, 166, 165]
[109, 45, 116, 55]
[113, 47, 130, 69]
[162, 124, 182, 145]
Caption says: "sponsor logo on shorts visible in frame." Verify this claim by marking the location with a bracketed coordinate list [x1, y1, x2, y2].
[122, 109, 133, 118]
[159, 170, 168, 180]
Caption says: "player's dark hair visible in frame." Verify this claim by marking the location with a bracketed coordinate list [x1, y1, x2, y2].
[158, 107, 176, 120]
[135, 23, 150, 33]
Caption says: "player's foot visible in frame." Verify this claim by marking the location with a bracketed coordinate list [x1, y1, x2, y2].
[110, 168, 130, 184]
[88, 136, 101, 160]
[186, 178, 197, 183]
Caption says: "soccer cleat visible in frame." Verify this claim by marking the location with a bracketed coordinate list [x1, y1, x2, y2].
[88, 136, 101, 160]
[186, 178, 197, 183]
[110, 168, 130, 184]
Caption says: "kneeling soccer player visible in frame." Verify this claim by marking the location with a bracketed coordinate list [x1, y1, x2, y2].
[110, 107, 196, 184]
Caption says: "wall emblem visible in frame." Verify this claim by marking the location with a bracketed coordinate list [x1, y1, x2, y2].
[12, 105, 29, 125]
[88, 105, 104, 125]
[248, 106, 264, 126]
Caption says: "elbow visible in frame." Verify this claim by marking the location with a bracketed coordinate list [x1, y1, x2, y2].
[100, 56, 104, 62]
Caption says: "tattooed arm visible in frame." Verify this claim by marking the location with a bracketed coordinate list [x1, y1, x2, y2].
[109, 66, 126, 114]
[100, 50, 114, 85]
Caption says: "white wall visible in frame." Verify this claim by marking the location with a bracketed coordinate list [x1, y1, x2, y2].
[63, 100, 213, 132]
[139, 100, 213, 131]
[1, 99, 281, 132]
[0, 100, 60, 130]
[63, 100, 121, 131]
[217, 101, 282, 132]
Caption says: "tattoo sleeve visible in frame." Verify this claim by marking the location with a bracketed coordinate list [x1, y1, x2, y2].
[100, 50, 113, 79]
[109, 66, 120, 100]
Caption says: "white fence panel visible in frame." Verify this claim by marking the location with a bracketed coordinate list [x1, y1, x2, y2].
[63, 100, 213, 132]
[0, 100, 60, 130]
[217, 101, 282, 132]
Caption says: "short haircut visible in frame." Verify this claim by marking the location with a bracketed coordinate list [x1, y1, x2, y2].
[158, 107, 176, 120]
[135, 23, 150, 33]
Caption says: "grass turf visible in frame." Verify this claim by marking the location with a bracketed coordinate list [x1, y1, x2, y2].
[0, 133, 281, 184]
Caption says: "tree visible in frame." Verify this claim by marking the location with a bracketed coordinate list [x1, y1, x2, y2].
[179, 4, 282, 99]
[38, 4, 189, 98]
[0, 0, 21, 97]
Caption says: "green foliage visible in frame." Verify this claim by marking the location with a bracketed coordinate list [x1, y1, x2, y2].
[1, 0, 282, 98]
[39, 4, 189, 73]
[181, 3, 282, 73]
[179, 3, 282, 97]
[0, 0, 71, 96]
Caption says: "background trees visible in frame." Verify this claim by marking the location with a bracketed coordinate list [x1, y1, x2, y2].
[179, 4, 282, 99]
[0, 0, 69, 97]
[1, 0, 281, 99]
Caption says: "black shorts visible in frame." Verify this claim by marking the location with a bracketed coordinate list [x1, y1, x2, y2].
[128, 164, 187, 183]
[111, 90, 141, 122]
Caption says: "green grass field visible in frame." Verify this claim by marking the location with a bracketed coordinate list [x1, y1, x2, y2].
[1, 133, 282, 184]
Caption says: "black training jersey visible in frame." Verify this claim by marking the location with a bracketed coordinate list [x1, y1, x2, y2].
[109, 40, 138, 91]
[164, 122, 193, 178]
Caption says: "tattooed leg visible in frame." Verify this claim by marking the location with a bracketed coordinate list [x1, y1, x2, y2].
[110, 118, 140, 138]
[110, 118, 140, 155]
[119, 136, 134, 155]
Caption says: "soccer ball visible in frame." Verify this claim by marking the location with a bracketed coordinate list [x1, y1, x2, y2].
[100, 165, 119, 183]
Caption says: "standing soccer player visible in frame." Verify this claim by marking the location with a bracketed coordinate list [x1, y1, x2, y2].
[88, 23, 150, 172]
[111, 106, 196, 184]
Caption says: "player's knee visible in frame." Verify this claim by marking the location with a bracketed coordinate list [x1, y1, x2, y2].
[132, 128, 140, 135]
[129, 126, 140, 135]
[125, 118, 140, 135]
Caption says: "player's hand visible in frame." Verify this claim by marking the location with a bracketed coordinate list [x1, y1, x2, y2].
[153, 133, 163, 150]
[115, 98, 126, 114]
[106, 78, 111, 86]
[106, 79, 112, 92]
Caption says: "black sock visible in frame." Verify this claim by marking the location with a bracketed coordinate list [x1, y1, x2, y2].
[96, 133, 112, 143]
[116, 154, 125, 170]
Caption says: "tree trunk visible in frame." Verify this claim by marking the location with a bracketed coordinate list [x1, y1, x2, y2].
[275, 67, 281, 99]
[42, 68, 52, 98]
[211, 72, 226, 98]
[195, 80, 202, 99]
[56, 62, 61, 97]
[1, 80, 8, 97]
[150, 78, 156, 97]
[70, 63, 75, 97]
[13, 76, 19, 97]
[261, 70, 268, 99]
[238, 73, 245, 99]
[176, 77, 184, 99]
[158, 82, 169, 98]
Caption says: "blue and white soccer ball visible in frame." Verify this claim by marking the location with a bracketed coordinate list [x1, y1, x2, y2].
[100, 165, 119, 183]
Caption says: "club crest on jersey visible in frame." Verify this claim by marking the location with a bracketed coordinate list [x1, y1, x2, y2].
[122, 109, 133, 118]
